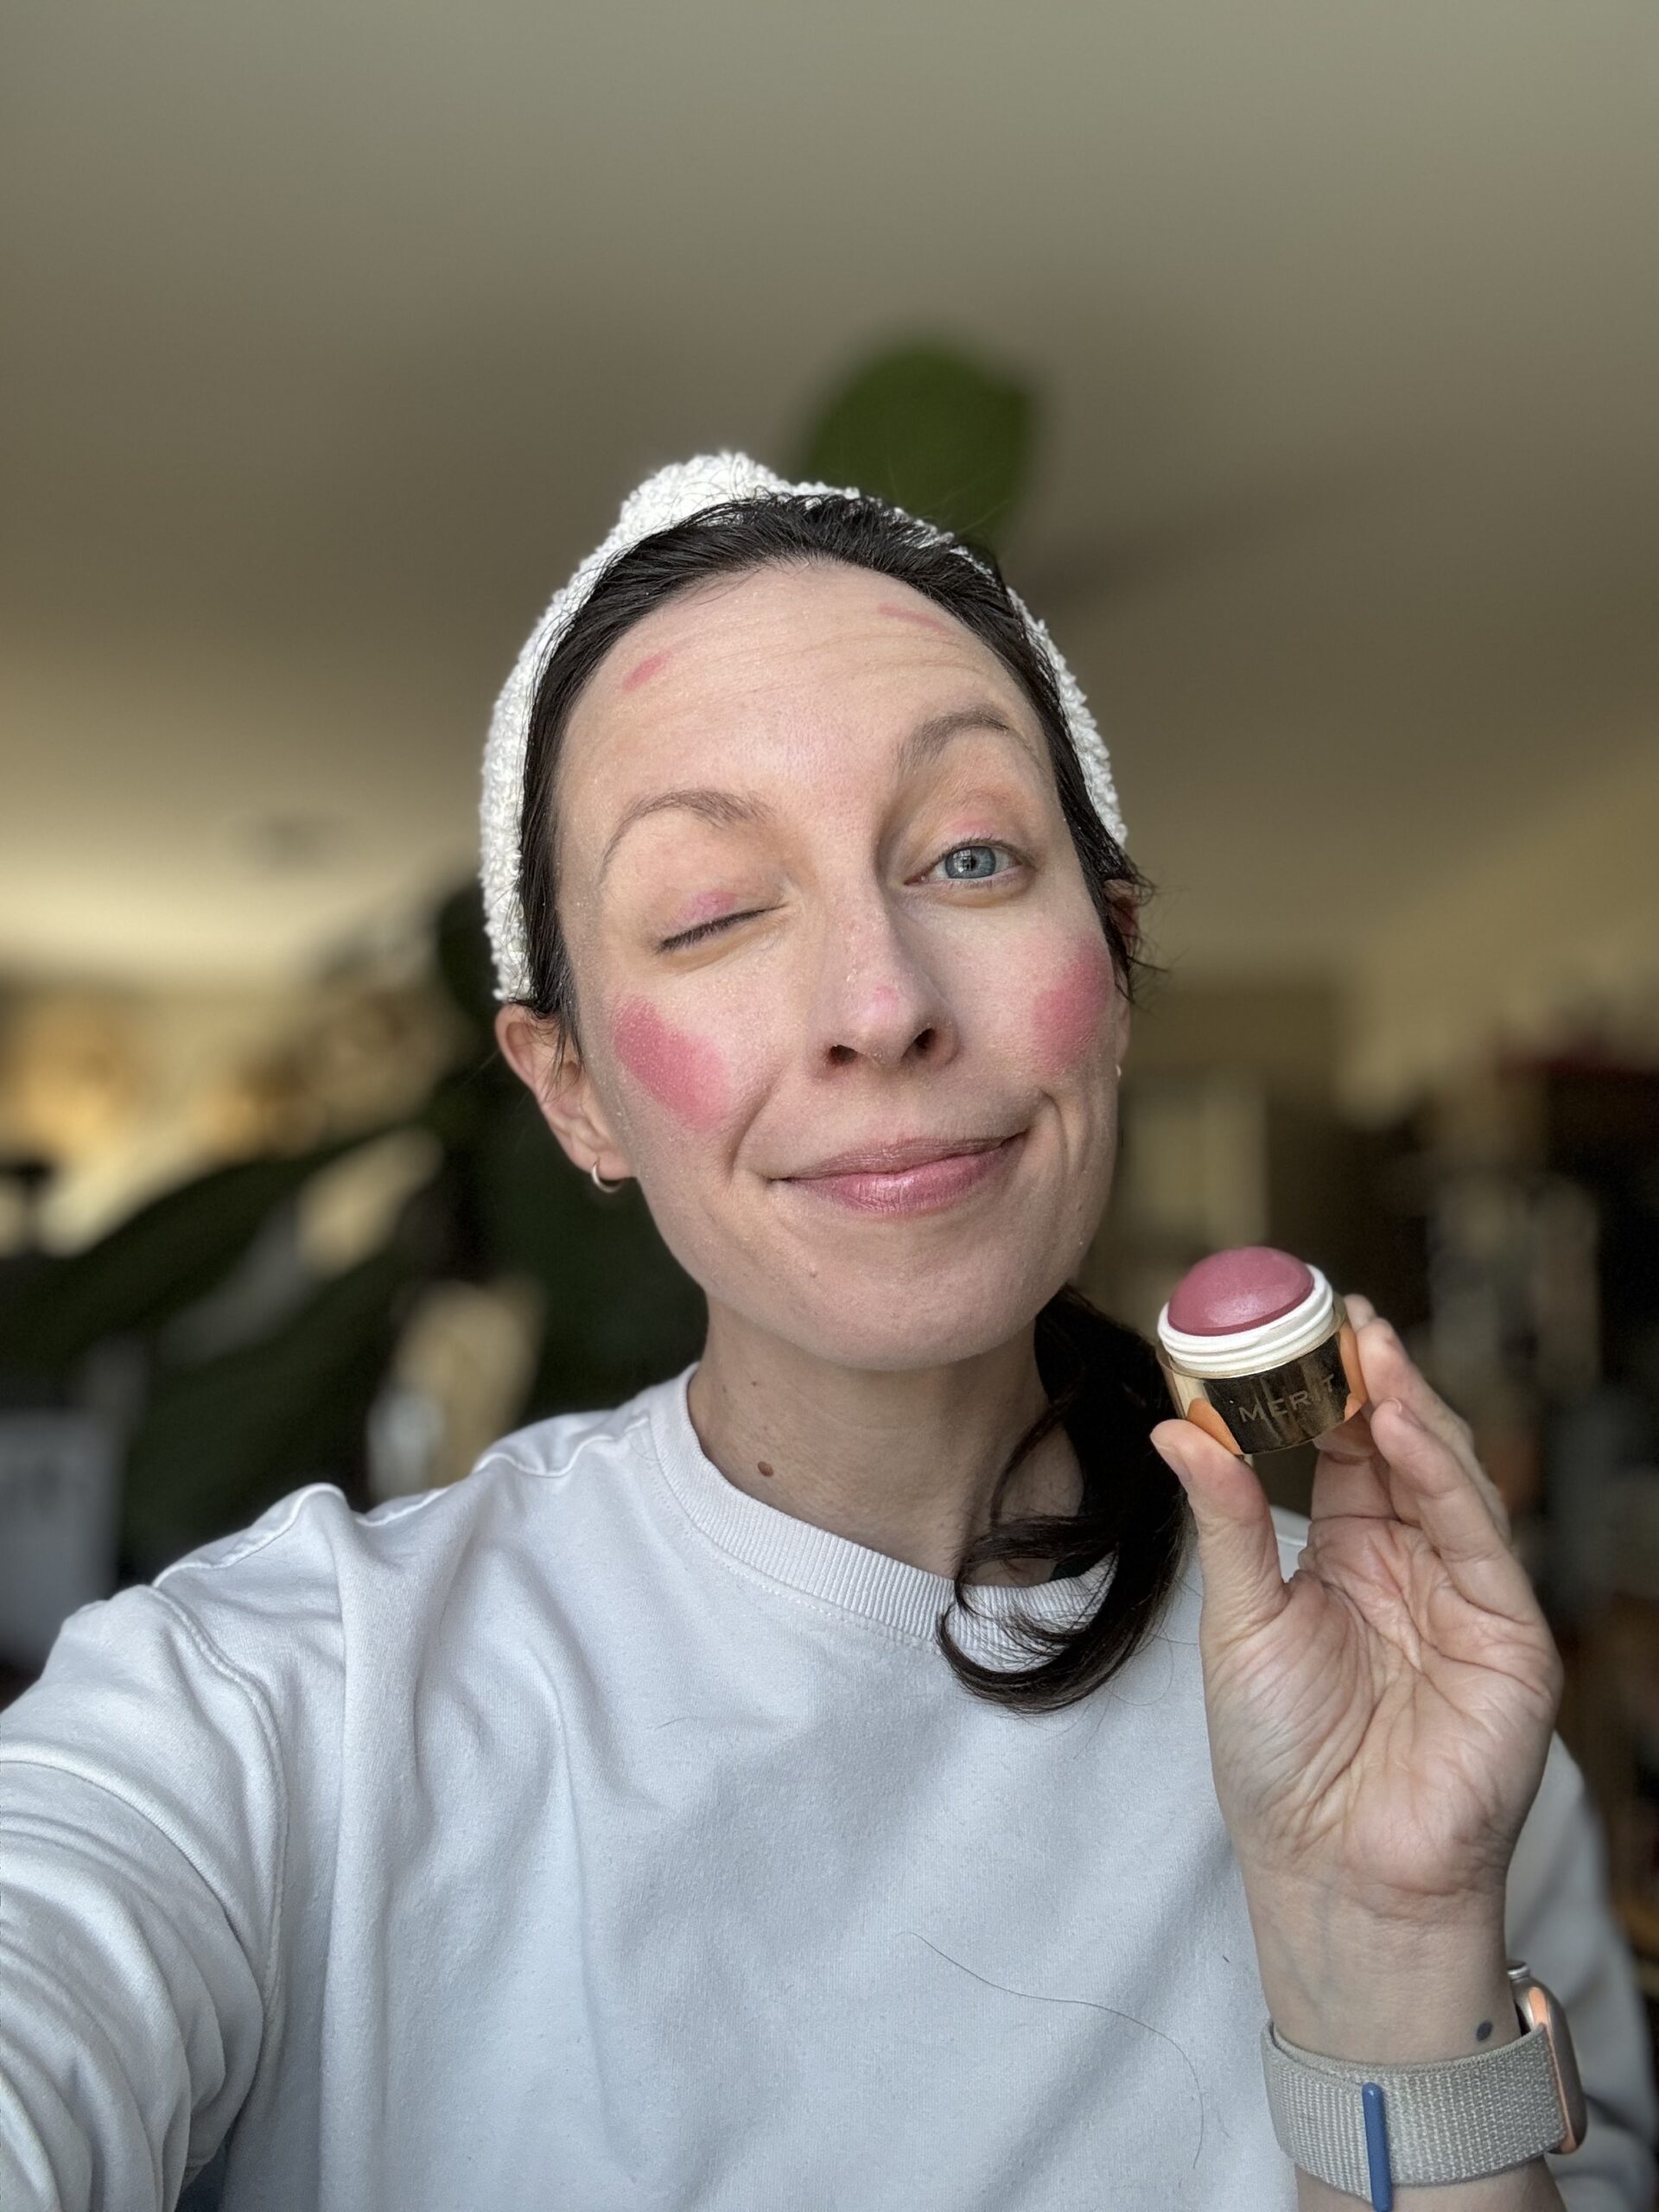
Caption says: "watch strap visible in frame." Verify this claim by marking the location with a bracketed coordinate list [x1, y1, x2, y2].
[1261, 2017, 1567, 2196]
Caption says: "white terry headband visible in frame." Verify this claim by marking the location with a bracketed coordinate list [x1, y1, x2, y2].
[480, 448, 1127, 1003]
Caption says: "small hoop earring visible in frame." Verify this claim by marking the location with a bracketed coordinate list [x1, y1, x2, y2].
[590, 1160, 626, 1194]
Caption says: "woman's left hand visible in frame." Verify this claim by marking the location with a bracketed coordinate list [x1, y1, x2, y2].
[1151, 1300, 1562, 1939]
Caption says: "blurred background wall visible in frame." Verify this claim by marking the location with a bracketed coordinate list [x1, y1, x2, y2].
[3, 0, 1658, 2027]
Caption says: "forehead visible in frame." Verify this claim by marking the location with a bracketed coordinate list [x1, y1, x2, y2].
[557, 561, 1036, 817]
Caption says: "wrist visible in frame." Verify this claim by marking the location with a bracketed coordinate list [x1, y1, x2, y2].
[1249, 1886, 1519, 2063]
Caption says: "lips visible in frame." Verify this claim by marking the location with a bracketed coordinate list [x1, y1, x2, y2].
[786, 1133, 1017, 1179]
[779, 1130, 1025, 1218]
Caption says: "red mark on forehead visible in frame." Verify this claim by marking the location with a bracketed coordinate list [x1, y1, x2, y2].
[611, 995, 729, 1130]
[620, 647, 674, 694]
[1029, 939, 1116, 1079]
[875, 600, 954, 637]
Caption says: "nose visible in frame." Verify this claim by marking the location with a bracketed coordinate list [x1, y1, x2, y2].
[810, 893, 957, 1073]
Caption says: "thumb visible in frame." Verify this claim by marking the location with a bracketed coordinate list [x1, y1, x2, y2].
[1152, 1419, 1289, 1646]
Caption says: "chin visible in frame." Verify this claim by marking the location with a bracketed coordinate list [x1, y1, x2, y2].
[813, 1319, 1033, 1374]
[755, 1254, 1070, 1374]
[652, 1175, 1103, 1371]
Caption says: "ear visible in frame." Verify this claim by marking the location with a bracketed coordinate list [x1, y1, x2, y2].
[493, 1004, 632, 1184]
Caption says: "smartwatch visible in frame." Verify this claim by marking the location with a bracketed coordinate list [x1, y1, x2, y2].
[1260, 1961, 1586, 2203]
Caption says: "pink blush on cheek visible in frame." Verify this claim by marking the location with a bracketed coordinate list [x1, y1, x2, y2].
[1028, 941, 1116, 1077]
[610, 996, 730, 1130]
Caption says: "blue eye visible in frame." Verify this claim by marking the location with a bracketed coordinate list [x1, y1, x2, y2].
[938, 842, 1009, 880]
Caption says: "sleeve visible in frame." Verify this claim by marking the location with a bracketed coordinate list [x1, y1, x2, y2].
[0, 1585, 287, 2212]
[1505, 1729, 1659, 2210]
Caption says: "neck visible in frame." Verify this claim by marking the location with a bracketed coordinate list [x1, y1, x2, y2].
[684, 1304, 1083, 1585]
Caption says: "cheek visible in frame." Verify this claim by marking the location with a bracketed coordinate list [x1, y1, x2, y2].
[610, 995, 730, 1133]
[1027, 939, 1116, 1080]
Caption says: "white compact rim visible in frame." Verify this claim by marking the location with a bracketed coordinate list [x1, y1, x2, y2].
[1157, 1266, 1336, 1378]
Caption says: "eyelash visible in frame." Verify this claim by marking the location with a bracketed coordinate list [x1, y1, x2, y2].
[657, 842, 1027, 952]
[659, 912, 757, 952]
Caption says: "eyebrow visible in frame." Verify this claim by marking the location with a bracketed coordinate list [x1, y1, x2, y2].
[595, 702, 1038, 885]
[597, 786, 779, 886]
[895, 702, 1040, 782]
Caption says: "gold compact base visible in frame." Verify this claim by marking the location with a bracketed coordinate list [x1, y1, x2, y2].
[1158, 1303, 1363, 1456]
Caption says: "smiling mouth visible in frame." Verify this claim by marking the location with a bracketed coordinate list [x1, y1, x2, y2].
[787, 1133, 1020, 1179]
[780, 1131, 1025, 1217]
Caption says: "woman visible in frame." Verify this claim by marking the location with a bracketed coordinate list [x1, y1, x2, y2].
[2, 452, 1654, 2209]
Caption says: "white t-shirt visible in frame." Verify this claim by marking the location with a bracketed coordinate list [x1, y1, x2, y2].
[2, 1366, 1655, 2210]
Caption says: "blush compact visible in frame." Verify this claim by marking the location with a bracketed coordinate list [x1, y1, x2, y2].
[1155, 1246, 1365, 1456]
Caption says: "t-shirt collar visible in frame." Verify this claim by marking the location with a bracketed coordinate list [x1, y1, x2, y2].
[643, 1363, 1116, 1656]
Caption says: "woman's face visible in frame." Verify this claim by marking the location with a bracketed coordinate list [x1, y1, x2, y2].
[514, 558, 1128, 1371]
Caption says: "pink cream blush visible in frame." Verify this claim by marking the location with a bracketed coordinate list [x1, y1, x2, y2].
[875, 599, 954, 636]
[619, 646, 674, 694]
[1166, 1247, 1314, 1337]
[610, 996, 729, 1131]
[1028, 940, 1116, 1077]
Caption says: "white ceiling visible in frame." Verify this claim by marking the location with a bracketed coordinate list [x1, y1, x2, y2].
[3, 0, 1656, 990]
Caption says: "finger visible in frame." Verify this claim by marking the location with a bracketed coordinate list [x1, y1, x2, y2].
[1311, 1389, 1515, 1551]
[1309, 1412, 1395, 1522]
[1306, 1301, 1395, 1519]
[1344, 1313, 1513, 1543]
[1367, 1399, 1535, 1622]
[1344, 1309, 1465, 1460]
[1151, 1419, 1289, 1646]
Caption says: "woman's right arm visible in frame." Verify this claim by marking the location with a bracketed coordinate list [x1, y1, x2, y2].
[0, 1586, 284, 2212]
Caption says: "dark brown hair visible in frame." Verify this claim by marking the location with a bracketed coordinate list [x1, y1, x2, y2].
[513, 490, 1190, 1712]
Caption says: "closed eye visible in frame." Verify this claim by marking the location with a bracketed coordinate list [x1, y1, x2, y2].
[660, 842, 1025, 950]
[658, 909, 766, 952]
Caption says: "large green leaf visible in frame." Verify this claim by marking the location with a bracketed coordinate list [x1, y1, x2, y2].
[430, 880, 499, 1041]
[121, 1238, 416, 1573]
[0, 1132, 385, 1376]
[465, 1086, 705, 1417]
[795, 341, 1036, 550]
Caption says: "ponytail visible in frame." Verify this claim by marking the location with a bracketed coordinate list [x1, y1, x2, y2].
[937, 1287, 1192, 1713]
